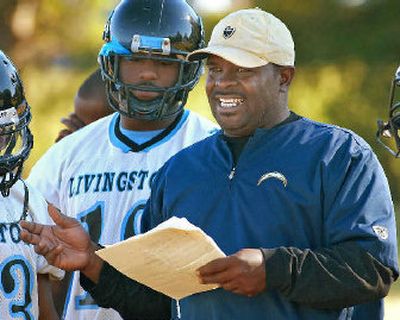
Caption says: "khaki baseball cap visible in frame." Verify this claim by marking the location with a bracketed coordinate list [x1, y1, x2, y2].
[187, 8, 295, 68]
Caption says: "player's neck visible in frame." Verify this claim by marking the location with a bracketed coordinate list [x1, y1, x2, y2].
[120, 115, 176, 131]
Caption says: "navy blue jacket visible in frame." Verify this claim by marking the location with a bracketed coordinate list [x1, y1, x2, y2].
[142, 117, 398, 319]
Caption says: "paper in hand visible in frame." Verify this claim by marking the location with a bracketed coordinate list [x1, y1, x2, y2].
[96, 216, 226, 300]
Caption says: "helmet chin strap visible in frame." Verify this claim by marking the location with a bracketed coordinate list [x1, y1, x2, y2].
[0, 169, 13, 197]
[125, 91, 165, 118]
[106, 79, 182, 121]
[20, 179, 30, 221]
[125, 87, 182, 120]
[0, 160, 24, 197]
[0, 177, 29, 224]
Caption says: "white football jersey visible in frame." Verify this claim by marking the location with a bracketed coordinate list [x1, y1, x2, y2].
[27, 110, 218, 320]
[0, 180, 64, 320]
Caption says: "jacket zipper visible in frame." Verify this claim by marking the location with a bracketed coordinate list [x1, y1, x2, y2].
[228, 167, 236, 180]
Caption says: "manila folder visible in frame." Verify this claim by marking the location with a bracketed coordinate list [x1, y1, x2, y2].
[96, 216, 226, 300]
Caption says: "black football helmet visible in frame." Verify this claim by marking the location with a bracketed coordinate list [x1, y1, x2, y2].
[377, 66, 400, 158]
[98, 0, 205, 120]
[0, 50, 33, 196]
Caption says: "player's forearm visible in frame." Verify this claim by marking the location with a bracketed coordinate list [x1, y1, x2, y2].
[38, 274, 60, 320]
[80, 242, 104, 283]
[261, 242, 395, 309]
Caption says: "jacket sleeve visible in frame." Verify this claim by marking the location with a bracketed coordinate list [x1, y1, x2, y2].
[262, 136, 398, 309]
[80, 262, 171, 320]
[261, 242, 395, 309]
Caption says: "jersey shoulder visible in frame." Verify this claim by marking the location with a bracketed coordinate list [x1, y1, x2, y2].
[55, 113, 114, 148]
[32, 114, 115, 166]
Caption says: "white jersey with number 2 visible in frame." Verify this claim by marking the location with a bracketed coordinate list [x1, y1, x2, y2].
[0, 180, 64, 320]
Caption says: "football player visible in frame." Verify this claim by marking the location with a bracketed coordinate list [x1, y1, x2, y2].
[26, 0, 217, 319]
[0, 50, 64, 319]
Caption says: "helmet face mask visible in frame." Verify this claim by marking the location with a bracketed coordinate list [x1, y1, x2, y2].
[377, 66, 400, 158]
[98, 0, 205, 121]
[99, 48, 203, 120]
[0, 51, 33, 196]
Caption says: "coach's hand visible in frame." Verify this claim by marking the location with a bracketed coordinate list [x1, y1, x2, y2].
[197, 248, 266, 297]
[19, 204, 102, 280]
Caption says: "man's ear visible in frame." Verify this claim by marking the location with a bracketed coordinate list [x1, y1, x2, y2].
[279, 66, 295, 92]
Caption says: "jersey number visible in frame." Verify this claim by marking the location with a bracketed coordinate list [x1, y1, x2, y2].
[74, 201, 145, 311]
[0, 256, 33, 320]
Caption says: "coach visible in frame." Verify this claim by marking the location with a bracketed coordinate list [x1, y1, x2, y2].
[21, 8, 398, 320]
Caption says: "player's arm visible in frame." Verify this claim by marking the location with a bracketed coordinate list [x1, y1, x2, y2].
[55, 113, 86, 142]
[38, 273, 59, 320]
[51, 272, 72, 316]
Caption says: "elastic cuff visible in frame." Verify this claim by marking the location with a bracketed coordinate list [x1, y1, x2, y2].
[259, 247, 288, 291]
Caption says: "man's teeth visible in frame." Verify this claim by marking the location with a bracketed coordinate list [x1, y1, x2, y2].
[219, 98, 244, 108]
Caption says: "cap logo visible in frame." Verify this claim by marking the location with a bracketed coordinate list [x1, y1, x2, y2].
[223, 26, 236, 39]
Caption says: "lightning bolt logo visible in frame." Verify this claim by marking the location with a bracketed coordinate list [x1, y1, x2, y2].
[257, 171, 288, 187]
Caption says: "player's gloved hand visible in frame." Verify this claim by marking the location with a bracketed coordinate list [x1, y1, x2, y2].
[197, 248, 266, 297]
[19, 204, 98, 273]
[55, 112, 86, 142]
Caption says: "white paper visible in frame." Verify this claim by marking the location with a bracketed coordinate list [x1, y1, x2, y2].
[96, 217, 226, 299]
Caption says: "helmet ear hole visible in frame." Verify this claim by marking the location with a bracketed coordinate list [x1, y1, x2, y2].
[98, 0, 205, 121]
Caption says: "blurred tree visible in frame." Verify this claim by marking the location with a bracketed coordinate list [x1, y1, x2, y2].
[0, 1, 118, 171]
[0, 2, 18, 52]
